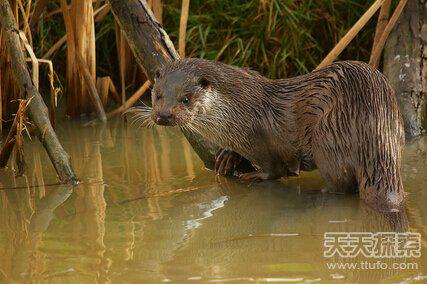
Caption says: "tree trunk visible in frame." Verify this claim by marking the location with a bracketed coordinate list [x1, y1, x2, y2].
[383, 0, 426, 138]
[107, 0, 254, 173]
[0, 0, 78, 184]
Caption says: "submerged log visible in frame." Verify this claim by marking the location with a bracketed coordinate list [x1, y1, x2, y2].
[383, 0, 426, 138]
[0, 0, 78, 183]
[107, 0, 254, 173]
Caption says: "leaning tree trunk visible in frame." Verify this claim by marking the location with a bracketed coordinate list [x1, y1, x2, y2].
[383, 0, 426, 138]
[0, 0, 78, 184]
[107, 0, 254, 173]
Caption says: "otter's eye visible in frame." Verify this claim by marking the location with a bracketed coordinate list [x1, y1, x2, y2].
[181, 96, 189, 104]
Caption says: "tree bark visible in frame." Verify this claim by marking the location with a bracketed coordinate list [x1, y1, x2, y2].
[0, 0, 78, 183]
[107, 0, 254, 173]
[383, 0, 426, 138]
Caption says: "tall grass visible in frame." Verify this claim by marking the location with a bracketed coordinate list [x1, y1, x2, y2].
[163, 0, 381, 78]
[1, 0, 387, 123]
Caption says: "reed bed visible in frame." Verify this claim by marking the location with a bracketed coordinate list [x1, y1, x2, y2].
[0, 0, 393, 122]
[0, 0, 403, 173]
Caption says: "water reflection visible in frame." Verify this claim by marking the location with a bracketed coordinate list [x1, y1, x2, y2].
[0, 120, 425, 283]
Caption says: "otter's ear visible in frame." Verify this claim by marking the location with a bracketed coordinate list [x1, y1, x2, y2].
[198, 77, 210, 89]
[154, 70, 161, 81]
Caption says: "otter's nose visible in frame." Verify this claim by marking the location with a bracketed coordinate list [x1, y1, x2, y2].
[158, 112, 173, 119]
[155, 112, 175, 126]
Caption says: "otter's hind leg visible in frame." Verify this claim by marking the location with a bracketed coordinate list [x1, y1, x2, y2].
[312, 144, 358, 194]
[311, 121, 358, 194]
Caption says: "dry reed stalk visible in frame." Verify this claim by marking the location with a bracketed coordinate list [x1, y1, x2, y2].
[316, 0, 385, 70]
[72, 0, 96, 114]
[178, 0, 190, 57]
[16, 0, 32, 46]
[0, 98, 30, 168]
[108, 80, 151, 117]
[152, 0, 163, 24]
[14, 99, 29, 176]
[19, 31, 38, 90]
[370, 0, 391, 63]
[369, 0, 408, 68]
[119, 31, 127, 104]
[25, 0, 32, 19]
[94, 3, 110, 22]
[44, 7, 62, 19]
[0, 60, 2, 137]
[108, 77, 121, 103]
[38, 59, 56, 126]
[96, 77, 110, 107]
[114, 21, 135, 104]
[29, 0, 48, 27]
[43, 6, 110, 61]
[60, 0, 77, 116]
[61, 0, 97, 115]
[75, 50, 107, 122]
[95, 76, 121, 105]
[42, 35, 66, 59]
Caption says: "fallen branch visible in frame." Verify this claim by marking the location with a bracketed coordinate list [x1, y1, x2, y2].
[369, 0, 408, 68]
[316, 0, 384, 70]
[0, 0, 77, 183]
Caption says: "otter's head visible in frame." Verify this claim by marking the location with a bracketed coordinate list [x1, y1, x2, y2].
[151, 59, 216, 127]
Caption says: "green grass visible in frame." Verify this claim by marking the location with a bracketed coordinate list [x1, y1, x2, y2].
[162, 0, 381, 78]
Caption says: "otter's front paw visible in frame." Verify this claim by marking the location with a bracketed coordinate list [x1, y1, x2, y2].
[215, 149, 242, 175]
[239, 171, 272, 183]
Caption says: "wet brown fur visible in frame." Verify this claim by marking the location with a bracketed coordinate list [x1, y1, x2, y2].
[150, 58, 405, 209]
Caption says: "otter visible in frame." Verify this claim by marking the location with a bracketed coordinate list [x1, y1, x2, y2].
[136, 58, 405, 209]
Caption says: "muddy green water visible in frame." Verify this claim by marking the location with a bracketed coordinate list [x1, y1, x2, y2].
[0, 120, 426, 283]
